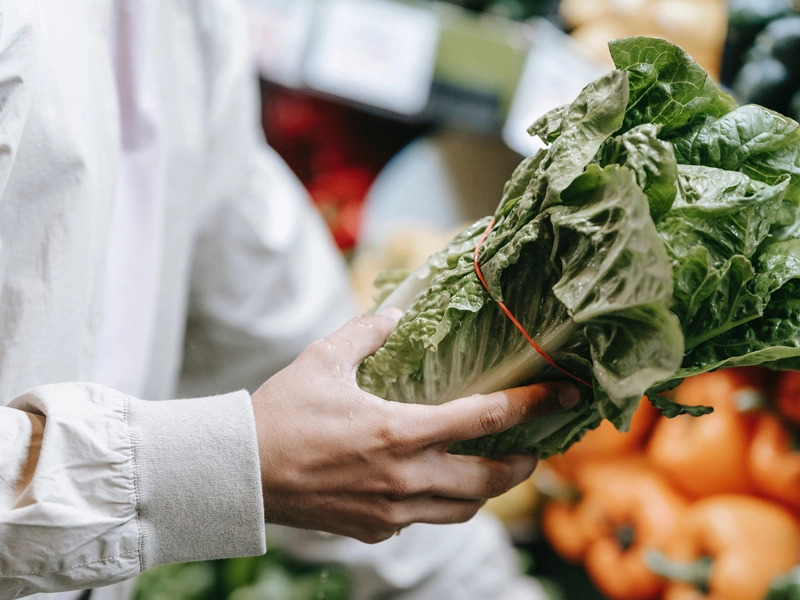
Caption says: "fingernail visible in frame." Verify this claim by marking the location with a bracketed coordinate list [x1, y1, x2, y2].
[378, 307, 403, 320]
[558, 384, 580, 409]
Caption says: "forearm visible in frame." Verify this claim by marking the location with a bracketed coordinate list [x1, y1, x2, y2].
[0, 383, 265, 598]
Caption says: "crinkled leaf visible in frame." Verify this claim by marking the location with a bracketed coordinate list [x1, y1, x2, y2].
[755, 239, 800, 296]
[609, 37, 737, 137]
[597, 124, 678, 221]
[479, 70, 629, 301]
[742, 133, 800, 200]
[552, 165, 681, 402]
[677, 280, 800, 378]
[655, 166, 788, 347]
[741, 132, 800, 236]
[681, 255, 762, 349]
[529, 104, 569, 145]
[646, 389, 713, 418]
[370, 269, 410, 308]
[671, 105, 798, 168]
[358, 36, 800, 459]
[358, 73, 679, 458]
[661, 166, 788, 261]
[669, 105, 800, 237]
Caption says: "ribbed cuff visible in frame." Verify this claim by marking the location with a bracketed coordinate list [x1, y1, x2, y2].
[126, 390, 266, 569]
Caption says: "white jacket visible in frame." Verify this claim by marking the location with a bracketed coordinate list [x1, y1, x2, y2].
[0, 1, 543, 599]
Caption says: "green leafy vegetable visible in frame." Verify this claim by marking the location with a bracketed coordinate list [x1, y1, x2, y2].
[644, 388, 713, 418]
[134, 550, 350, 600]
[356, 36, 800, 458]
[607, 37, 737, 137]
[596, 124, 678, 221]
[766, 566, 800, 600]
[670, 105, 798, 169]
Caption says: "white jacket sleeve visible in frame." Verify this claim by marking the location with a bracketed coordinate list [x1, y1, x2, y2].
[0, 1, 266, 594]
[0, 385, 265, 599]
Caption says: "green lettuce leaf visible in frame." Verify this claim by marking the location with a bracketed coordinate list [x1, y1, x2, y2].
[766, 566, 800, 600]
[358, 74, 681, 457]
[608, 37, 737, 137]
[755, 238, 800, 295]
[671, 105, 798, 168]
[656, 166, 789, 346]
[596, 124, 678, 221]
[677, 280, 800, 377]
[742, 136, 800, 235]
[669, 104, 800, 237]
[356, 36, 800, 458]
[645, 387, 713, 418]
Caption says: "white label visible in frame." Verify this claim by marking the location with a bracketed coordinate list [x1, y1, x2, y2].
[304, 0, 440, 115]
[503, 19, 607, 156]
[245, 0, 316, 88]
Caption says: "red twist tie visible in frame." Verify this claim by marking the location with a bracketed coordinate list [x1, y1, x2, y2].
[473, 218, 591, 388]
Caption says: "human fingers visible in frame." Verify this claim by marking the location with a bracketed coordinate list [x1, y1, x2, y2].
[419, 381, 581, 446]
[353, 496, 486, 543]
[417, 452, 539, 500]
[354, 448, 537, 501]
[305, 309, 403, 371]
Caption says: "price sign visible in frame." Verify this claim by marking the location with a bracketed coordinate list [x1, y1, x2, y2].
[245, 0, 316, 87]
[304, 0, 440, 115]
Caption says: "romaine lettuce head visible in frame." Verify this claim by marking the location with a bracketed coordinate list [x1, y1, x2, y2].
[356, 37, 800, 458]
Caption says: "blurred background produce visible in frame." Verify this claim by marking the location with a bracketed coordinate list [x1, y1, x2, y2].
[723, 0, 800, 119]
[534, 368, 800, 600]
[136, 0, 800, 598]
[425, 0, 561, 21]
[559, 0, 727, 78]
[135, 545, 350, 600]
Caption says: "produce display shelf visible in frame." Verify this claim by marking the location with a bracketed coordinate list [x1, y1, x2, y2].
[245, 0, 602, 139]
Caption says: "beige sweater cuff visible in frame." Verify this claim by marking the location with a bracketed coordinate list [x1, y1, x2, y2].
[126, 391, 266, 569]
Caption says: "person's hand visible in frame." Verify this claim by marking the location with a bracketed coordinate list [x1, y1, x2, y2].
[250, 310, 580, 543]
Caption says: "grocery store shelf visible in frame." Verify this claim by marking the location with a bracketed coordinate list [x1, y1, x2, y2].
[245, 0, 605, 143]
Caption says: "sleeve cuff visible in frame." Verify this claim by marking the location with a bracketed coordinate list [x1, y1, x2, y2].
[126, 390, 266, 569]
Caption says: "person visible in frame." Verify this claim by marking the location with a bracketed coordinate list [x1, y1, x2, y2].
[0, 1, 579, 599]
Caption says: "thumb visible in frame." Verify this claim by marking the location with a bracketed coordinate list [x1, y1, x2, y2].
[426, 381, 581, 445]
